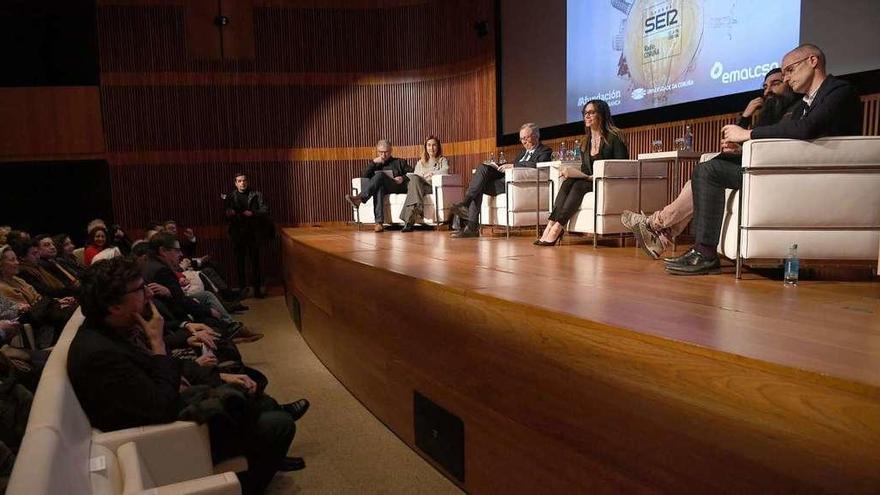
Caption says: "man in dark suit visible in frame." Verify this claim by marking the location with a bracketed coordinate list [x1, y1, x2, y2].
[224, 172, 271, 298]
[68, 257, 307, 494]
[449, 122, 553, 238]
[345, 139, 411, 232]
[667, 43, 862, 275]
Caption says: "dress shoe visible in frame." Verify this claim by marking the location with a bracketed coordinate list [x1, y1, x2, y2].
[373, 224, 385, 233]
[401, 222, 415, 233]
[282, 398, 310, 421]
[663, 250, 692, 264]
[450, 202, 470, 220]
[231, 325, 265, 343]
[278, 456, 306, 472]
[665, 249, 721, 275]
[450, 228, 478, 238]
[344, 194, 362, 209]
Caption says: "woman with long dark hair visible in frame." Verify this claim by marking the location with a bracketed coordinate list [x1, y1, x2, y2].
[535, 99, 628, 245]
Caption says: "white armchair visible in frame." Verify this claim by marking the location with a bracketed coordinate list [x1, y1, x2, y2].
[351, 174, 462, 226]
[479, 167, 552, 236]
[548, 160, 668, 246]
[717, 136, 880, 278]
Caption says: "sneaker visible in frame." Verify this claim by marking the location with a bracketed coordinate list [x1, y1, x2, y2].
[620, 210, 647, 230]
[632, 221, 664, 259]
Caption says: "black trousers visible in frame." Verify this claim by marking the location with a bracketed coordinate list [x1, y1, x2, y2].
[548, 178, 592, 223]
[691, 153, 744, 247]
[232, 238, 262, 291]
[209, 394, 296, 495]
[359, 172, 408, 223]
[461, 164, 506, 227]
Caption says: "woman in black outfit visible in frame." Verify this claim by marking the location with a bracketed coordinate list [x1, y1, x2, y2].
[535, 99, 628, 245]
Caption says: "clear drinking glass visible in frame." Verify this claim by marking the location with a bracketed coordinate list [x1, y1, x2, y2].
[651, 139, 663, 152]
[674, 137, 686, 151]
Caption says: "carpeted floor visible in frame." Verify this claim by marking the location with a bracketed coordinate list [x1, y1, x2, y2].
[234, 294, 462, 494]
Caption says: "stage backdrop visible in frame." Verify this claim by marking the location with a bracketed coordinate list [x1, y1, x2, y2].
[96, 0, 497, 283]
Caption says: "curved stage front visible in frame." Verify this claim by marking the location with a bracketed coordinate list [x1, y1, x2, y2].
[282, 227, 880, 493]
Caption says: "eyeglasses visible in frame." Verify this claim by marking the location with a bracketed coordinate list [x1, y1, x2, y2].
[782, 56, 811, 76]
[583, 110, 598, 116]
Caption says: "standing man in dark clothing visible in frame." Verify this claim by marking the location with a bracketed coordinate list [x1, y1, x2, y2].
[666, 43, 862, 275]
[225, 173, 270, 298]
[344, 139, 411, 232]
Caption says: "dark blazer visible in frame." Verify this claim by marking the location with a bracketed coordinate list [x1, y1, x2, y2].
[224, 189, 272, 241]
[581, 132, 629, 176]
[514, 143, 553, 168]
[67, 318, 181, 432]
[751, 75, 862, 140]
[143, 257, 212, 320]
[361, 157, 410, 178]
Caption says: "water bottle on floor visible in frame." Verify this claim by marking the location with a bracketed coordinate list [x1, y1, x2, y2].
[784, 243, 799, 286]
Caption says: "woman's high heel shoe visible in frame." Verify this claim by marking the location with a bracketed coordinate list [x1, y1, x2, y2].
[535, 230, 564, 246]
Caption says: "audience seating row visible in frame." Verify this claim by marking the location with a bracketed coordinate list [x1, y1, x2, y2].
[8, 310, 246, 495]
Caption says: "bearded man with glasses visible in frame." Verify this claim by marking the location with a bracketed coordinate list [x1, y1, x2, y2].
[664, 43, 862, 275]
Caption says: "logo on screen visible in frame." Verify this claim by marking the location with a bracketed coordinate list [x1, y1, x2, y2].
[631, 88, 647, 100]
[642, 0, 682, 64]
[710, 61, 780, 84]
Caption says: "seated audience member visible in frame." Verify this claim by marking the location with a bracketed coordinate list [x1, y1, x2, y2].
[0, 293, 49, 391]
[666, 44, 862, 275]
[107, 223, 133, 255]
[0, 245, 76, 346]
[83, 226, 109, 266]
[536, 100, 628, 246]
[344, 139, 411, 233]
[67, 257, 308, 494]
[52, 233, 85, 279]
[622, 68, 802, 258]
[449, 123, 552, 238]
[163, 220, 198, 258]
[12, 239, 76, 299]
[35, 234, 80, 289]
[144, 233, 262, 343]
[0, 226, 10, 245]
[400, 136, 449, 232]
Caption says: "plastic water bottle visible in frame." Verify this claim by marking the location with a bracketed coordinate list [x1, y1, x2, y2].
[498, 151, 506, 164]
[558, 141, 567, 161]
[684, 125, 694, 151]
[486, 151, 495, 165]
[784, 243, 799, 286]
[573, 139, 581, 160]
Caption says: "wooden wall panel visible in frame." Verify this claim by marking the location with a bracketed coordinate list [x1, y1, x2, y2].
[96, 0, 496, 284]
[0, 87, 104, 160]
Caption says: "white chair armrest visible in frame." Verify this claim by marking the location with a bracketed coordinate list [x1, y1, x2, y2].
[430, 174, 461, 186]
[504, 167, 549, 182]
[92, 421, 205, 452]
[146, 473, 241, 495]
[742, 136, 880, 169]
[351, 177, 368, 191]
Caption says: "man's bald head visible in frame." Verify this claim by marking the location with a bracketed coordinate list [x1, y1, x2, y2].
[785, 44, 825, 71]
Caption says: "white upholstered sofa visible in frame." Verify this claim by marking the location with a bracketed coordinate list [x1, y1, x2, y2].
[8, 310, 244, 495]
[351, 173, 462, 226]
[716, 136, 880, 278]
[548, 160, 668, 246]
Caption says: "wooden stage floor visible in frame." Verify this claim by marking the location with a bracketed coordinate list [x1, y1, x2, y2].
[286, 226, 880, 388]
[282, 226, 880, 493]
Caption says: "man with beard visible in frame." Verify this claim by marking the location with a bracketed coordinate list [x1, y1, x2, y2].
[665, 43, 861, 275]
[622, 68, 802, 259]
